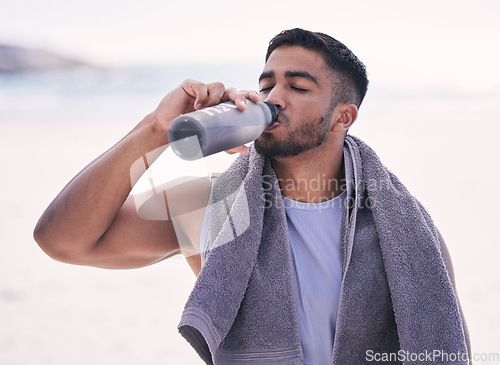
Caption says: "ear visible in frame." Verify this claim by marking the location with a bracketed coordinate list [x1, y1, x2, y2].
[331, 104, 358, 133]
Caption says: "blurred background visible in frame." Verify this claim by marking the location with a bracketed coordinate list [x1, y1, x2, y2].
[1, 0, 499, 364]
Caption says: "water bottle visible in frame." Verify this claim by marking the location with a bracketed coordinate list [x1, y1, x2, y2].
[168, 101, 278, 160]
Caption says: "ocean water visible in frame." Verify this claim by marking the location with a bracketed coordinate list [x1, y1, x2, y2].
[1, 67, 499, 364]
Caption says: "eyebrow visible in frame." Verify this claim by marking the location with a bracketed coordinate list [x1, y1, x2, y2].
[259, 71, 274, 83]
[258, 70, 319, 85]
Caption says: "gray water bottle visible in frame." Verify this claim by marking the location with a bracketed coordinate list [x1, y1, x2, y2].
[168, 101, 278, 160]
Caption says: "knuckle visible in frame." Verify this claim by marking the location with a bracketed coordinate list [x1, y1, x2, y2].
[208, 82, 225, 93]
[208, 82, 226, 101]
[180, 79, 205, 94]
[213, 81, 225, 90]
[181, 78, 196, 86]
[185, 79, 206, 90]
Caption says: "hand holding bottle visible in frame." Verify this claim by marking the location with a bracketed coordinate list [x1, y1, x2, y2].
[148, 79, 261, 152]
[168, 100, 278, 160]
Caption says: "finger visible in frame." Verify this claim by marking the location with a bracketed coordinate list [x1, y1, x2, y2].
[180, 79, 209, 110]
[204, 82, 226, 108]
[222, 87, 248, 110]
[225, 89, 261, 107]
[244, 90, 261, 103]
[225, 145, 250, 155]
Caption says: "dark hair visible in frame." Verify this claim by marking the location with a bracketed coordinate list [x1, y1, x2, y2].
[266, 28, 369, 108]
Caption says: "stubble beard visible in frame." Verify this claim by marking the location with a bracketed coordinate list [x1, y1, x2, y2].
[254, 109, 334, 158]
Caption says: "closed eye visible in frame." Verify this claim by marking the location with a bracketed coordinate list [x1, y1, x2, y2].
[291, 86, 308, 92]
[259, 85, 309, 93]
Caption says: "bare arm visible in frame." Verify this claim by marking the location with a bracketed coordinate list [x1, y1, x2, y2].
[33, 80, 259, 271]
[437, 230, 472, 359]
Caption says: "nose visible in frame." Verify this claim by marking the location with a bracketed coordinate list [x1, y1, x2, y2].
[262, 86, 287, 110]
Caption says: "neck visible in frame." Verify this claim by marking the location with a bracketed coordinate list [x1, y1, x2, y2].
[270, 140, 345, 203]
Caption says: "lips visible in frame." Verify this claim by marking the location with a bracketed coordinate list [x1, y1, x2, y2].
[265, 121, 281, 131]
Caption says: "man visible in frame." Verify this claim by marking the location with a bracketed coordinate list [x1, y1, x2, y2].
[34, 29, 470, 364]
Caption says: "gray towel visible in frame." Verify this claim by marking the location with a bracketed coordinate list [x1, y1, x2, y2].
[178, 135, 469, 365]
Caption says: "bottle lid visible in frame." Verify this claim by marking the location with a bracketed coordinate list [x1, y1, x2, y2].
[263, 102, 279, 124]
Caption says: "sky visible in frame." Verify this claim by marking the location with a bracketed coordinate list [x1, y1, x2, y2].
[1, 0, 500, 93]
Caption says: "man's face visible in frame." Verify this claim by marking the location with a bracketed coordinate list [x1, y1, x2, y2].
[255, 45, 337, 158]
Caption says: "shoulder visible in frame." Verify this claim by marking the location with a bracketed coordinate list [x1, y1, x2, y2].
[436, 229, 456, 289]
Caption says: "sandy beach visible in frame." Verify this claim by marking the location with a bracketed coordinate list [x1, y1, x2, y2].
[1, 83, 500, 364]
